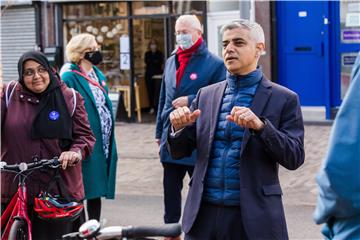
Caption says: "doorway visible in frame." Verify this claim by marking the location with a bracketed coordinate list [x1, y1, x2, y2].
[276, 1, 329, 107]
[133, 18, 166, 115]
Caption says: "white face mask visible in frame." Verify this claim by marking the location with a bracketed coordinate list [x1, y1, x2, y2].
[176, 34, 193, 50]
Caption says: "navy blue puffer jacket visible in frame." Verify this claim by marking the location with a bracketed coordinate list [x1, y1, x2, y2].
[203, 69, 262, 206]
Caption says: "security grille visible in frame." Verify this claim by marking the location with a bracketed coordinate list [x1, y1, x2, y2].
[1, 6, 37, 82]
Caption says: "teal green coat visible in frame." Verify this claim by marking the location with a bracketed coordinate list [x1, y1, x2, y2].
[61, 64, 118, 200]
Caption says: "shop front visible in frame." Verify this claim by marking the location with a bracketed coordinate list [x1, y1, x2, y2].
[58, 1, 206, 121]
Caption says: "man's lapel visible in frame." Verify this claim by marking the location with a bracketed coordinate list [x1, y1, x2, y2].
[209, 81, 227, 148]
[240, 78, 272, 156]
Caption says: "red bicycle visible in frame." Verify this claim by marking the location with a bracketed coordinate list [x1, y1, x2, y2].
[0, 157, 60, 240]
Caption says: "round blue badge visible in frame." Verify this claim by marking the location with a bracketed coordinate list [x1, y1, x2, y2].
[49, 111, 60, 121]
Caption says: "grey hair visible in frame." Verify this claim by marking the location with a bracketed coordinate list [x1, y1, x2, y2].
[220, 19, 265, 44]
[176, 15, 203, 33]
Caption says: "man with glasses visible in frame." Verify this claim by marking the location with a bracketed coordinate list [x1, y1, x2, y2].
[155, 15, 226, 239]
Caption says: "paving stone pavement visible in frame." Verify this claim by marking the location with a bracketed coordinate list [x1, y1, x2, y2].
[107, 122, 332, 239]
[114, 122, 332, 206]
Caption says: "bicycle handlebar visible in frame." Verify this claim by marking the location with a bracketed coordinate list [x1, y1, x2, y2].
[0, 158, 60, 172]
[122, 223, 181, 238]
[62, 219, 182, 240]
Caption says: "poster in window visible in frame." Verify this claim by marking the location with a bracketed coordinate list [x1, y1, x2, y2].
[120, 53, 130, 70]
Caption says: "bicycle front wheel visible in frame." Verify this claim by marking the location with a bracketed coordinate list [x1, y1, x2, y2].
[8, 219, 28, 240]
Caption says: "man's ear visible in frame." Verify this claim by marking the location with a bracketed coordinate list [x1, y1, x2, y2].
[256, 43, 265, 57]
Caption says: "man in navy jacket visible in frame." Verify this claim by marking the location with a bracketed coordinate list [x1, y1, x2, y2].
[155, 15, 226, 236]
[167, 19, 305, 240]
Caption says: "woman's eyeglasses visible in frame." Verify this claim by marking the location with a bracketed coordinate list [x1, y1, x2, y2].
[23, 67, 48, 78]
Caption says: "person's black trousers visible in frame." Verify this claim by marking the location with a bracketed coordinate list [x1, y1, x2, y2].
[185, 202, 248, 240]
[87, 197, 101, 221]
[145, 73, 155, 110]
[162, 162, 194, 224]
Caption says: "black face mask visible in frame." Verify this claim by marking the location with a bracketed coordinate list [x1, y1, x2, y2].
[84, 51, 103, 65]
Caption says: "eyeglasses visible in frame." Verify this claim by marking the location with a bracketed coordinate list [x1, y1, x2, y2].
[23, 67, 48, 78]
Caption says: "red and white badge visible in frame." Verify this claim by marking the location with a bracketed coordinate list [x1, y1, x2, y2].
[190, 73, 198, 80]
[101, 81, 106, 87]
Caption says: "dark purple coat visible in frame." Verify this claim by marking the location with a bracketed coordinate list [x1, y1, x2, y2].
[1, 81, 95, 203]
[167, 77, 305, 239]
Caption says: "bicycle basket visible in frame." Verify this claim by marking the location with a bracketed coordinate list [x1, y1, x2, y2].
[34, 191, 83, 222]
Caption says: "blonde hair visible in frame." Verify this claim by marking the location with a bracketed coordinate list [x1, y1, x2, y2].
[65, 33, 96, 63]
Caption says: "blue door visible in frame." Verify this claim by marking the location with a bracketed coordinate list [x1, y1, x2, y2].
[276, 1, 329, 107]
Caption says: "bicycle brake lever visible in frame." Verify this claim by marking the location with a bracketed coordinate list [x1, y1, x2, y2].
[47, 157, 61, 169]
[62, 231, 80, 240]
[49, 162, 61, 168]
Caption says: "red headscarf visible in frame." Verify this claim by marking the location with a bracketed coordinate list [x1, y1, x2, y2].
[176, 37, 203, 88]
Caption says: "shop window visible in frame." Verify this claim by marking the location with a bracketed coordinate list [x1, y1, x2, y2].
[133, 2, 169, 15]
[63, 18, 129, 89]
[172, 1, 205, 15]
[132, 18, 166, 109]
[340, 52, 358, 99]
[132, 18, 165, 76]
[208, 1, 240, 12]
[339, 1, 360, 98]
[63, 2, 127, 18]
[340, 1, 360, 43]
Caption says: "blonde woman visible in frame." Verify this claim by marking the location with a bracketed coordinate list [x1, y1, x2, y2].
[61, 33, 118, 221]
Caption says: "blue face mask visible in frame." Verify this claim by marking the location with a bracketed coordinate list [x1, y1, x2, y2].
[176, 34, 193, 50]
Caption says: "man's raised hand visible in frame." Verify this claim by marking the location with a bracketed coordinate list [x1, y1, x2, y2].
[170, 107, 201, 131]
[226, 106, 264, 131]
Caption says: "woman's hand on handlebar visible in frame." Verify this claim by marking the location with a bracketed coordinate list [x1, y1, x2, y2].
[59, 151, 81, 169]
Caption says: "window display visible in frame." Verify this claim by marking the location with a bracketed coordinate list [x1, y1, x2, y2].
[340, 1, 360, 43]
[63, 18, 129, 89]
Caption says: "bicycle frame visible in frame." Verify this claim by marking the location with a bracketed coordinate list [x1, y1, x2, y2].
[1, 174, 32, 240]
[1, 159, 60, 240]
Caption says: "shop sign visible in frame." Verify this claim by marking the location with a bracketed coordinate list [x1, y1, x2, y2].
[120, 35, 130, 53]
[1, 0, 31, 6]
[120, 54, 130, 70]
[346, 13, 360, 27]
[342, 54, 358, 66]
[342, 29, 360, 43]
[348, 3, 360, 13]
[120, 35, 130, 70]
